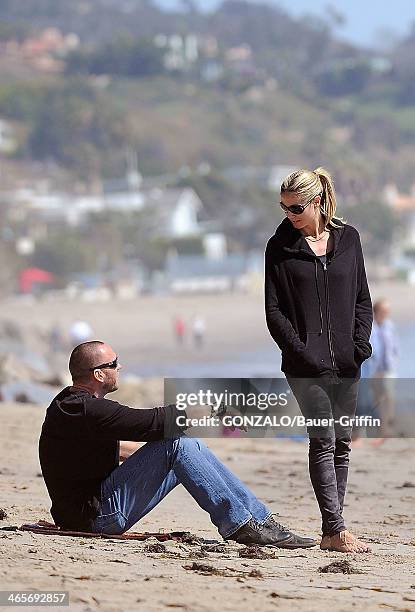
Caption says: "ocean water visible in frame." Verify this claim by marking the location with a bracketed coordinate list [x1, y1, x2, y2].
[128, 322, 414, 379]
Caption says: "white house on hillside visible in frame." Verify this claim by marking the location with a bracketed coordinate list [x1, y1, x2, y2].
[143, 187, 203, 238]
[4, 185, 205, 239]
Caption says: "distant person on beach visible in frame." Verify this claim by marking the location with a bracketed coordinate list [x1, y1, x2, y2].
[352, 359, 376, 446]
[173, 315, 186, 345]
[370, 298, 399, 442]
[48, 323, 64, 354]
[353, 298, 398, 445]
[192, 315, 206, 349]
[39, 341, 316, 549]
[265, 167, 373, 553]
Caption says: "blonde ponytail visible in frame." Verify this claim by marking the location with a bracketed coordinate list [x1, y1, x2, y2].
[313, 167, 343, 227]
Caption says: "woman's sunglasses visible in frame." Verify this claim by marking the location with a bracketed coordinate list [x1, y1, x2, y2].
[280, 192, 323, 215]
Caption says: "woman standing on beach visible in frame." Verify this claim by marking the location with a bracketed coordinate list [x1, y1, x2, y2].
[265, 168, 373, 553]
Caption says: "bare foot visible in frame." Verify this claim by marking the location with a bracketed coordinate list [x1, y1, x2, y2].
[328, 530, 370, 553]
[320, 535, 331, 550]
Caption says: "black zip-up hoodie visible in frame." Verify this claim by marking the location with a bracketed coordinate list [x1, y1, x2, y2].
[265, 217, 373, 378]
[39, 387, 182, 530]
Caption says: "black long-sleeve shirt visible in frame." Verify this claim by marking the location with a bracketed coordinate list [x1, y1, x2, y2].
[39, 386, 182, 530]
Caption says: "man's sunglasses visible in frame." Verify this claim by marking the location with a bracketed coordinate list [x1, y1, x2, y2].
[89, 357, 118, 371]
[279, 192, 323, 215]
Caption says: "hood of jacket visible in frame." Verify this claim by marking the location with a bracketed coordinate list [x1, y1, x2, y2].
[271, 217, 347, 261]
[41, 387, 94, 437]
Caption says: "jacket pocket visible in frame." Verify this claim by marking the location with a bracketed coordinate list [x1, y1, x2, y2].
[354, 340, 372, 366]
[331, 330, 356, 371]
[304, 332, 331, 371]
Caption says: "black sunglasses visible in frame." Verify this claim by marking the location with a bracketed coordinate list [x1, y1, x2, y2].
[280, 192, 323, 215]
[89, 357, 118, 371]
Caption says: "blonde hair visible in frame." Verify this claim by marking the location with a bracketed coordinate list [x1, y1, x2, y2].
[281, 167, 343, 227]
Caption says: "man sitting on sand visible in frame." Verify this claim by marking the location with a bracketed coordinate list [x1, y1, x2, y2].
[39, 341, 316, 548]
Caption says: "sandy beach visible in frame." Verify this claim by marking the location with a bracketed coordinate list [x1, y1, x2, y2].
[1, 402, 415, 611]
[2, 280, 414, 376]
[1, 280, 415, 610]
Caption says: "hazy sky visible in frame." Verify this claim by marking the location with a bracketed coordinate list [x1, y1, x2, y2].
[277, 0, 414, 46]
[157, 0, 415, 47]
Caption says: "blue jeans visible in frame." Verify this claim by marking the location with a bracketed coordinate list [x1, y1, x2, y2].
[91, 436, 270, 539]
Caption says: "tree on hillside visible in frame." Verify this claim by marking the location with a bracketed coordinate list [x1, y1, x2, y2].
[66, 36, 165, 78]
[26, 81, 130, 179]
[0, 20, 31, 41]
[31, 232, 97, 279]
[316, 59, 373, 96]
[348, 199, 400, 256]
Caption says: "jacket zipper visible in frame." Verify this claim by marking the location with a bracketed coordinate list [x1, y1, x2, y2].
[322, 259, 338, 372]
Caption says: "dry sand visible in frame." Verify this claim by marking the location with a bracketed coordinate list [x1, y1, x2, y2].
[1, 402, 415, 612]
[1, 280, 414, 610]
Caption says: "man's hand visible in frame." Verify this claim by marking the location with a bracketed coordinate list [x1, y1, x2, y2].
[176, 404, 247, 432]
[119, 441, 141, 462]
[216, 407, 248, 432]
[209, 403, 247, 432]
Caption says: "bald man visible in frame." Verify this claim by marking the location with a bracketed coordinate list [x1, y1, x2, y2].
[39, 341, 315, 548]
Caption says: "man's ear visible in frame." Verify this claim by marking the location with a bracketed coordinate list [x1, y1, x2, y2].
[93, 369, 104, 383]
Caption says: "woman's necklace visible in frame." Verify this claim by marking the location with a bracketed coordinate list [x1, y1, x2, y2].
[305, 229, 329, 242]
